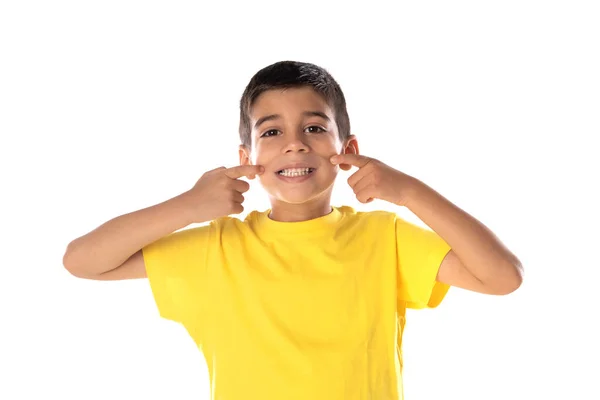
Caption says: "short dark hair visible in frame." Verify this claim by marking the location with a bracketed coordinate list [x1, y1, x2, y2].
[238, 61, 351, 147]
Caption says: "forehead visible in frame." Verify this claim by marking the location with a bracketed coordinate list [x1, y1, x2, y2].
[249, 86, 333, 120]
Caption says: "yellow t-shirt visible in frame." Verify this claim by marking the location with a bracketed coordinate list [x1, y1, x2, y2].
[142, 206, 451, 400]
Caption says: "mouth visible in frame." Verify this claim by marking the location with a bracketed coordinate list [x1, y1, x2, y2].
[276, 167, 316, 177]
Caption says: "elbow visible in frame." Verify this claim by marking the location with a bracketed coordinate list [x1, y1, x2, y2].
[62, 240, 87, 278]
[492, 259, 524, 295]
[62, 244, 78, 276]
[63, 241, 73, 267]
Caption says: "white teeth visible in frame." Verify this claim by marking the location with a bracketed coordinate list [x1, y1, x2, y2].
[278, 168, 313, 177]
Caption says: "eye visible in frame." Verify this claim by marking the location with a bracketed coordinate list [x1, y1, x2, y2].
[261, 129, 280, 138]
[305, 126, 326, 134]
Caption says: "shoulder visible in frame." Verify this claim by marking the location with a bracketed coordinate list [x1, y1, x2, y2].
[210, 209, 267, 232]
[334, 206, 398, 232]
[336, 205, 397, 221]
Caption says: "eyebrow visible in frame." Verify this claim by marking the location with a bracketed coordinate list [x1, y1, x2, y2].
[253, 111, 331, 130]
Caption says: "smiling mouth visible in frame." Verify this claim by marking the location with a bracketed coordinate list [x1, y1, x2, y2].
[277, 167, 316, 177]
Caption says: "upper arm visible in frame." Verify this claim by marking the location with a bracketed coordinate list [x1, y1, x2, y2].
[141, 226, 211, 322]
[436, 250, 488, 293]
[395, 216, 452, 308]
[72, 250, 147, 281]
[436, 249, 522, 295]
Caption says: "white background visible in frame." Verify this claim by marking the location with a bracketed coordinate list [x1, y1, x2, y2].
[1, 1, 598, 399]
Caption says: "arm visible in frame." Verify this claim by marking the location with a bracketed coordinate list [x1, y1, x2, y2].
[62, 164, 263, 280]
[404, 179, 523, 295]
[62, 193, 196, 279]
[330, 153, 523, 295]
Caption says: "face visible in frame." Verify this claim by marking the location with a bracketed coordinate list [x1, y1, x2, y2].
[239, 86, 358, 206]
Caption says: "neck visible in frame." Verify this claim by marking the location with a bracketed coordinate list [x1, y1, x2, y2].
[268, 197, 333, 222]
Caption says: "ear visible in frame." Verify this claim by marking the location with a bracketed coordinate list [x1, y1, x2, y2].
[239, 144, 252, 166]
[339, 135, 359, 171]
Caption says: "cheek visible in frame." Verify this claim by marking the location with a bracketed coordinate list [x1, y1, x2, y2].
[252, 152, 269, 167]
[251, 145, 277, 166]
[249, 147, 262, 165]
[331, 134, 344, 152]
[318, 162, 339, 180]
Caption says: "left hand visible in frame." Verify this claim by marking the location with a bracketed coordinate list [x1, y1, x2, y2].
[330, 154, 417, 206]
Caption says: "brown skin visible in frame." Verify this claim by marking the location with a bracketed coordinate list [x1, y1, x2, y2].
[63, 164, 263, 279]
[241, 87, 522, 295]
[331, 154, 523, 295]
[239, 86, 359, 222]
[65, 85, 522, 293]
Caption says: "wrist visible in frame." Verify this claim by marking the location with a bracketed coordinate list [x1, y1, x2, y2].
[401, 176, 429, 209]
[170, 191, 199, 225]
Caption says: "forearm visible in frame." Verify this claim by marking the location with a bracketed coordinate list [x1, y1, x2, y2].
[63, 193, 196, 276]
[403, 178, 522, 284]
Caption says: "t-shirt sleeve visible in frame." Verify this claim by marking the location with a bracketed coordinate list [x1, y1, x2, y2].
[395, 216, 452, 309]
[142, 225, 211, 324]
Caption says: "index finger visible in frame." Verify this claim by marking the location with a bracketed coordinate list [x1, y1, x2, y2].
[330, 154, 371, 168]
[225, 164, 265, 179]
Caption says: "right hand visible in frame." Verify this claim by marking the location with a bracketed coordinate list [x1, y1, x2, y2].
[180, 164, 264, 223]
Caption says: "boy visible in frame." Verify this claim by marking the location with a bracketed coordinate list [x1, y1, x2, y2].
[63, 61, 523, 400]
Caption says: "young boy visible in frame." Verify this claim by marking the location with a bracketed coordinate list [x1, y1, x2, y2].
[63, 61, 523, 400]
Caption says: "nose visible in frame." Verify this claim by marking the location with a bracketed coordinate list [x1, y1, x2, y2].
[282, 132, 309, 154]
